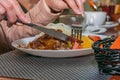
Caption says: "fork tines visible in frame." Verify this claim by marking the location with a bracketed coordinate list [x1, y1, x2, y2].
[71, 24, 83, 41]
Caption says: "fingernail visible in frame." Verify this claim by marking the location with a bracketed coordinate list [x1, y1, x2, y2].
[81, 12, 84, 16]
[76, 10, 82, 14]
[76, 10, 84, 16]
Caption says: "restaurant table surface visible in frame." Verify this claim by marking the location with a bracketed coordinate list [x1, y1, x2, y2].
[1, 24, 120, 80]
[0, 50, 111, 80]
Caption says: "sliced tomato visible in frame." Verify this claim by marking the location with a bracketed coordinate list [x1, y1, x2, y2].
[110, 35, 120, 49]
[72, 41, 80, 50]
[88, 35, 101, 42]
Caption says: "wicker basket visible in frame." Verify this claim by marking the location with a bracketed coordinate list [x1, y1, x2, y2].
[92, 36, 120, 75]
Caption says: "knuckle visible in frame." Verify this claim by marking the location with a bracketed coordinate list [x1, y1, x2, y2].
[8, 17, 17, 23]
[0, 8, 5, 14]
[6, 4, 13, 10]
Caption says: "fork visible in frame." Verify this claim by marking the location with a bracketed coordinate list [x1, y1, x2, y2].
[71, 24, 83, 41]
[70, 13, 87, 41]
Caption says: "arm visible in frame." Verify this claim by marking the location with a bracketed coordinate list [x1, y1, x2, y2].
[1, 0, 62, 42]
[1, 0, 86, 42]
[27, 0, 62, 25]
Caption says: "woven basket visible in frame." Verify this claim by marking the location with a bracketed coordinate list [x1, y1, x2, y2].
[92, 37, 120, 75]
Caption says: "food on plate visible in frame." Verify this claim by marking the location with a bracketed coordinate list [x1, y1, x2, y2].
[81, 35, 94, 48]
[18, 23, 101, 50]
[25, 31, 101, 50]
[26, 29, 82, 50]
[27, 30, 71, 50]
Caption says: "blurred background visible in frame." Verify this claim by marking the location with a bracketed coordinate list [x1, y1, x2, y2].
[18, 0, 120, 11]
[18, 0, 120, 22]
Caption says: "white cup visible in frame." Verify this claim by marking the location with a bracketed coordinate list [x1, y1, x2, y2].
[85, 11, 107, 27]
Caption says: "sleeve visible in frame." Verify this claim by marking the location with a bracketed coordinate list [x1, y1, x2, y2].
[1, 0, 62, 43]
[27, 0, 62, 25]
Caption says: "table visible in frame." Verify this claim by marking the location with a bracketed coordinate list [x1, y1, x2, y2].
[0, 50, 110, 80]
[1, 22, 120, 80]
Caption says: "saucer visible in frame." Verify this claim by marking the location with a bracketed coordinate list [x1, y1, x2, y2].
[85, 27, 107, 34]
[101, 21, 119, 29]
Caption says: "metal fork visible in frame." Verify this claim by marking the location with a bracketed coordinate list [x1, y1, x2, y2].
[71, 24, 83, 41]
[70, 14, 86, 41]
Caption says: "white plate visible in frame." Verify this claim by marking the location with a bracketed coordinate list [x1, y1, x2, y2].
[12, 23, 107, 58]
[85, 27, 107, 34]
[101, 21, 119, 29]
[12, 34, 107, 58]
[12, 36, 92, 58]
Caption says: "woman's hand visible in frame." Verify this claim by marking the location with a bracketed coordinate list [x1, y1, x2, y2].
[45, 0, 86, 15]
[0, 0, 30, 23]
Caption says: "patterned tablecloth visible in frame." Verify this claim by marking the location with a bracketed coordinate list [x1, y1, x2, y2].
[0, 50, 110, 80]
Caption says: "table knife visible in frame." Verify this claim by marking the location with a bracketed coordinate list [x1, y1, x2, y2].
[17, 20, 80, 42]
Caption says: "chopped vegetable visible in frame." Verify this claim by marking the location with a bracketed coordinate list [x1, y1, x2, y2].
[72, 41, 80, 49]
[67, 41, 72, 49]
[110, 35, 120, 49]
[88, 35, 101, 42]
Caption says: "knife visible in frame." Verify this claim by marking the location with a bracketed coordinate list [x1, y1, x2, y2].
[17, 20, 80, 42]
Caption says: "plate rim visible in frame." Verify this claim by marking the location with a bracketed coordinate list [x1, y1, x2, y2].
[12, 36, 92, 52]
[11, 23, 107, 57]
[101, 22, 119, 28]
[11, 34, 106, 58]
[86, 27, 107, 34]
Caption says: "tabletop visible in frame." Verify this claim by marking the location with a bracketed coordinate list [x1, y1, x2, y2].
[1, 20, 120, 80]
[0, 50, 111, 80]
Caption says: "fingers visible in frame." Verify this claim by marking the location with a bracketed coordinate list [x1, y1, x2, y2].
[9, 0, 30, 23]
[45, 0, 68, 11]
[75, 0, 84, 15]
[0, 0, 30, 23]
[52, 1, 68, 11]
[82, 0, 86, 3]
[64, 0, 85, 15]
[45, 0, 85, 15]
[64, 0, 81, 14]
[0, 0, 17, 23]
[0, 4, 5, 21]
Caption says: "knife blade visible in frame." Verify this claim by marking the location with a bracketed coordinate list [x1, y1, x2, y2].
[17, 20, 79, 42]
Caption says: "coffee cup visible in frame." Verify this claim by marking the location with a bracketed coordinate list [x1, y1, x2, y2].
[85, 11, 107, 27]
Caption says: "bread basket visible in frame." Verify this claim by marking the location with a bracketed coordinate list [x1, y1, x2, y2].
[92, 36, 120, 75]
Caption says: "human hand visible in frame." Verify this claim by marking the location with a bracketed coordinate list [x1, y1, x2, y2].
[45, 0, 86, 15]
[0, 0, 30, 23]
